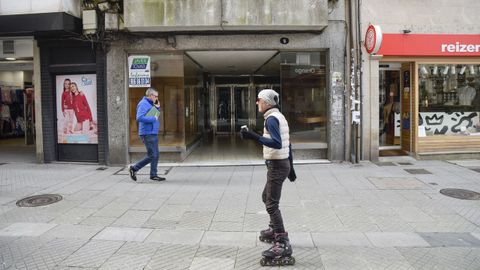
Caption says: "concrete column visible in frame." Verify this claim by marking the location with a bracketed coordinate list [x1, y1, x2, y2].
[33, 40, 43, 163]
[361, 57, 379, 161]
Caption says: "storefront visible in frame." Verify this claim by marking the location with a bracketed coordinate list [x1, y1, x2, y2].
[365, 25, 480, 159]
[125, 50, 329, 163]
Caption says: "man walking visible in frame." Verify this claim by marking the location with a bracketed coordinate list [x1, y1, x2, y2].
[240, 89, 295, 266]
[129, 87, 165, 182]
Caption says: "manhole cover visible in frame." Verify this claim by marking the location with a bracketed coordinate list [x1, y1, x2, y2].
[440, 189, 480, 200]
[405, 169, 432, 174]
[16, 194, 63, 207]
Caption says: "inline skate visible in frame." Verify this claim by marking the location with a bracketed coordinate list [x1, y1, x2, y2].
[259, 226, 275, 243]
[260, 232, 295, 266]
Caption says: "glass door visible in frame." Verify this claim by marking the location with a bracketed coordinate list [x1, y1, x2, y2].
[216, 86, 231, 133]
[234, 86, 250, 133]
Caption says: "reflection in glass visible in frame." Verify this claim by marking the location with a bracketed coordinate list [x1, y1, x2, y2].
[280, 52, 327, 143]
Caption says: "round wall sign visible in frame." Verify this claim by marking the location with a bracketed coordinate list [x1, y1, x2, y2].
[365, 25, 383, 54]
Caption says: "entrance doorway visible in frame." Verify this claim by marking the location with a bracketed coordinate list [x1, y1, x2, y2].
[215, 85, 250, 134]
[379, 63, 404, 156]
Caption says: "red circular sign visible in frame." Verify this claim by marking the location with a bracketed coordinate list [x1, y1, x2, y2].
[365, 25, 382, 54]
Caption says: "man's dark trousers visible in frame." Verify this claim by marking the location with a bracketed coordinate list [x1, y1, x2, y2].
[132, 134, 158, 177]
[262, 159, 290, 233]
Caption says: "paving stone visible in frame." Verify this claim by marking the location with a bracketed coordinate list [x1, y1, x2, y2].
[51, 207, 97, 225]
[112, 210, 154, 227]
[61, 240, 124, 268]
[145, 229, 204, 245]
[311, 232, 372, 247]
[12, 238, 87, 270]
[144, 244, 198, 270]
[93, 227, 153, 242]
[365, 232, 430, 247]
[195, 245, 238, 259]
[201, 231, 256, 247]
[209, 221, 244, 232]
[0, 222, 57, 237]
[367, 177, 429, 190]
[141, 219, 177, 229]
[419, 232, 480, 247]
[0, 236, 52, 269]
[398, 247, 480, 270]
[176, 211, 214, 230]
[116, 241, 163, 256]
[190, 257, 235, 270]
[319, 247, 413, 270]
[80, 216, 116, 227]
[234, 246, 269, 270]
[43, 224, 103, 239]
[99, 254, 151, 270]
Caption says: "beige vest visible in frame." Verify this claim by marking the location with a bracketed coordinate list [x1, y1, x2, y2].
[263, 108, 290, 160]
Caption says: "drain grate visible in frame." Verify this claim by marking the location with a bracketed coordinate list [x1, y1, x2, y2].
[96, 167, 108, 170]
[398, 162, 413, 165]
[16, 194, 63, 207]
[440, 189, 480, 200]
[405, 169, 432, 174]
[470, 168, 480, 173]
[374, 162, 396, 167]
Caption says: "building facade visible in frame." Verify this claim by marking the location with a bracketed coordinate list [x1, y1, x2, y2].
[106, 0, 348, 165]
[359, 0, 480, 161]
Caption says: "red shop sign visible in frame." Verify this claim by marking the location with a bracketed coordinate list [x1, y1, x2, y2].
[365, 26, 480, 56]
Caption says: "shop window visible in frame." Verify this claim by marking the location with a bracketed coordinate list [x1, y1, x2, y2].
[418, 64, 480, 137]
[129, 53, 185, 147]
[280, 52, 327, 144]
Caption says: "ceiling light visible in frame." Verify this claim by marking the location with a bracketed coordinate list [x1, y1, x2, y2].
[433, 65, 438, 75]
[450, 65, 456, 75]
[442, 66, 449, 75]
[420, 65, 428, 75]
[5, 57, 16, 61]
[469, 65, 475, 75]
[459, 66, 466, 75]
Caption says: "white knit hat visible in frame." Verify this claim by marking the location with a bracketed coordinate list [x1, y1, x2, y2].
[257, 89, 279, 106]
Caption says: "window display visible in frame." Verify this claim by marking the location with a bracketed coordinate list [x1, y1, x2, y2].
[418, 64, 480, 136]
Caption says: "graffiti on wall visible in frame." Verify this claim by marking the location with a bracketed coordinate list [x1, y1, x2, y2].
[419, 112, 480, 135]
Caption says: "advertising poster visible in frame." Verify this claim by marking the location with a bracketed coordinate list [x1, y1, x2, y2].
[128, 55, 151, 87]
[56, 74, 98, 144]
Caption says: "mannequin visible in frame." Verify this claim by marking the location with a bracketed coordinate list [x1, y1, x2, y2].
[457, 83, 476, 106]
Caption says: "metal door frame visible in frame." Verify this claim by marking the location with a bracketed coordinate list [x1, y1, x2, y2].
[214, 84, 250, 134]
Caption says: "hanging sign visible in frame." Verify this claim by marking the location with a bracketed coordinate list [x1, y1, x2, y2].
[364, 24, 383, 54]
[128, 55, 151, 87]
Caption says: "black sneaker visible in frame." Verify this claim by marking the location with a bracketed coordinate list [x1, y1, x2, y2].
[150, 176, 166, 181]
[129, 166, 137, 181]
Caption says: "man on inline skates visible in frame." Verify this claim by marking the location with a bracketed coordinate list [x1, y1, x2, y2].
[240, 89, 296, 266]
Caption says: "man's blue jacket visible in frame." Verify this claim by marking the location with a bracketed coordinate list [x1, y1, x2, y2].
[136, 96, 160, 135]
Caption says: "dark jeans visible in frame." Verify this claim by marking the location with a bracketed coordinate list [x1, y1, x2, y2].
[262, 159, 290, 234]
[132, 134, 158, 177]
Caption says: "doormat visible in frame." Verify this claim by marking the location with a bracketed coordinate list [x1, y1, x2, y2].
[379, 149, 408, 157]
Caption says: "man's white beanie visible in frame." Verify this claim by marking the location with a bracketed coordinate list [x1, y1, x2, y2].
[257, 89, 279, 106]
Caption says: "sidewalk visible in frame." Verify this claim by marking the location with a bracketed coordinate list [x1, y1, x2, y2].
[0, 159, 479, 269]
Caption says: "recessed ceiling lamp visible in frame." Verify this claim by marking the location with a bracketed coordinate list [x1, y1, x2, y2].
[469, 65, 475, 75]
[442, 66, 449, 75]
[420, 65, 429, 75]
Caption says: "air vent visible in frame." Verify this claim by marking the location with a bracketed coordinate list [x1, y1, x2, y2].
[3, 40, 14, 54]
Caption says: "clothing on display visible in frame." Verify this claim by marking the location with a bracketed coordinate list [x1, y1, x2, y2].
[0, 86, 26, 138]
[457, 85, 476, 106]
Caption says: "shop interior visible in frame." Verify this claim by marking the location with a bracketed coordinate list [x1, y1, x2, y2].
[128, 51, 328, 162]
[0, 69, 35, 162]
[379, 63, 402, 155]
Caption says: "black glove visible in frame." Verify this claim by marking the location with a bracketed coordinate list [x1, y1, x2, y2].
[240, 129, 261, 141]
